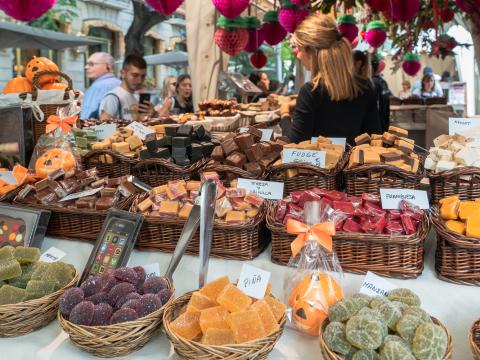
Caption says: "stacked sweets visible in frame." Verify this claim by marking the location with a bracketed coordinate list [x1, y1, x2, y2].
[439, 196, 480, 238]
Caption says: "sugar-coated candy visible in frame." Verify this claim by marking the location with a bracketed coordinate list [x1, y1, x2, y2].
[351, 293, 372, 308]
[137, 294, 162, 317]
[91, 303, 113, 326]
[199, 306, 230, 334]
[328, 298, 361, 322]
[199, 276, 229, 301]
[370, 296, 390, 309]
[113, 267, 139, 285]
[115, 292, 141, 309]
[412, 323, 448, 360]
[187, 291, 216, 313]
[352, 349, 379, 360]
[396, 315, 425, 342]
[388, 289, 421, 306]
[110, 307, 139, 324]
[108, 282, 136, 306]
[403, 306, 432, 323]
[132, 266, 146, 286]
[60, 288, 85, 316]
[156, 288, 172, 305]
[201, 328, 235, 346]
[0, 284, 26, 305]
[100, 274, 117, 293]
[43, 262, 75, 290]
[323, 321, 352, 355]
[378, 301, 402, 330]
[121, 299, 141, 314]
[345, 315, 386, 350]
[81, 275, 106, 297]
[170, 311, 201, 340]
[217, 284, 252, 313]
[380, 340, 415, 360]
[357, 307, 382, 320]
[381, 335, 411, 350]
[250, 299, 279, 335]
[264, 296, 286, 322]
[69, 301, 95, 326]
[24, 280, 56, 300]
[86, 291, 109, 305]
[0, 255, 21, 281]
[14, 247, 40, 264]
[141, 276, 168, 295]
[227, 310, 267, 343]
[8, 263, 35, 288]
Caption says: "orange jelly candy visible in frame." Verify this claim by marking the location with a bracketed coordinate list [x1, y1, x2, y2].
[250, 299, 279, 335]
[186, 291, 217, 313]
[264, 296, 287, 323]
[199, 306, 230, 333]
[170, 311, 201, 340]
[227, 310, 267, 343]
[199, 276, 229, 301]
[217, 284, 252, 313]
[201, 328, 235, 346]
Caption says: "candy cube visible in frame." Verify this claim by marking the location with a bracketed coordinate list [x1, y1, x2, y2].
[8, 263, 35, 289]
[342, 219, 362, 233]
[225, 211, 246, 224]
[199, 276, 229, 301]
[14, 247, 40, 264]
[166, 183, 187, 200]
[201, 328, 235, 346]
[401, 214, 417, 235]
[186, 181, 201, 191]
[0, 252, 21, 281]
[264, 296, 286, 322]
[43, 262, 75, 290]
[384, 221, 405, 235]
[199, 305, 229, 333]
[445, 220, 465, 235]
[244, 194, 264, 208]
[217, 284, 252, 313]
[159, 201, 180, 216]
[215, 197, 232, 218]
[333, 201, 355, 216]
[440, 197, 460, 220]
[229, 197, 251, 211]
[152, 185, 168, 195]
[466, 215, 480, 239]
[179, 203, 194, 219]
[323, 190, 347, 202]
[227, 310, 266, 343]
[0, 284, 26, 305]
[364, 201, 386, 217]
[458, 201, 480, 221]
[170, 311, 201, 340]
[30, 262, 49, 280]
[24, 280, 56, 300]
[186, 291, 217, 313]
[250, 299, 279, 335]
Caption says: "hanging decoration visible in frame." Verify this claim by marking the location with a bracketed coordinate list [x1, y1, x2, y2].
[250, 49, 267, 68]
[278, 0, 310, 33]
[365, 0, 386, 12]
[289, 0, 310, 5]
[337, 14, 358, 44]
[212, 0, 249, 19]
[432, 34, 459, 59]
[145, 0, 184, 15]
[364, 21, 387, 48]
[214, 16, 249, 56]
[244, 16, 265, 53]
[383, 0, 421, 22]
[0, 0, 56, 21]
[455, 0, 480, 12]
[402, 53, 422, 76]
[262, 10, 288, 46]
[440, 8, 455, 23]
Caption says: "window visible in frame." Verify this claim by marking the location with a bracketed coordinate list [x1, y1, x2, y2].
[88, 27, 117, 57]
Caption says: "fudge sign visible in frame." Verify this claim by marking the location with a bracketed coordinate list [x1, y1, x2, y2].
[282, 149, 326, 168]
[380, 189, 430, 210]
[237, 178, 284, 200]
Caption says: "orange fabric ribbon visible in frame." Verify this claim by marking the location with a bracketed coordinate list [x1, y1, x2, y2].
[287, 219, 335, 257]
[46, 115, 78, 134]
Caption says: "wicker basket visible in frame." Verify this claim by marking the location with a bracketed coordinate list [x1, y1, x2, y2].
[131, 194, 268, 260]
[431, 207, 480, 286]
[163, 290, 286, 360]
[83, 150, 139, 179]
[132, 158, 208, 187]
[0, 271, 78, 338]
[266, 203, 429, 279]
[58, 278, 174, 358]
[470, 320, 480, 360]
[428, 167, 480, 202]
[319, 317, 452, 360]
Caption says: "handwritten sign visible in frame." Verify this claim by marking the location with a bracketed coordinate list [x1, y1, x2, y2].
[449, 118, 480, 135]
[40, 247, 66, 263]
[142, 263, 161, 279]
[380, 189, 429, 210]
[91, 124, 116, 141]
[237, 263, 271, 299]
[0, 171, 17, 185]
[359, 271, 396, 297]
[127, 121, 155, 140]
[282, 148, 326, 168]
[237, 178, 284, 200]
[59, 187, 103, 202]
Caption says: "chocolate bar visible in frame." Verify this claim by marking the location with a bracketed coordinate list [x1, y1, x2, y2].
[225, 152, 247, 168]
[172, 137, 192, 147]
[234, 134, 255, 151]
[177, 124, 193, 137]
[211, 146, 225, 161]
[244, 162, 263, 176]
[245, 144, 263, 162]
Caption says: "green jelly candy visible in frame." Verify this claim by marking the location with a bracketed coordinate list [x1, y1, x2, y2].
[381, 335, 411, 351]
[351, 293, 372, 309]
[412, 323, 448, 360]
[0, 258, 22, 281]
[378, 302, 402, 330]
[323, 321, 352, 355]
[396, 314, 425, 342]
[328, 298, 361, 322]
[0, 284, 26, 305]
[370, 296, 390, 309]
[30, 262, 50, 280]
[403, 306, 432, 323]
[14, 247, 41, 264]
[357, 307, 382, 320]
[346, 315, 386, 350]
[43, 262, 75, 290]
[0, 246, 14, 259]
[387, 289, 421, 307]
[380, 340, 415, 360]
[352, 349, 380, 360]
[8, 263, 35, 289]
[24, 280, 56, 300]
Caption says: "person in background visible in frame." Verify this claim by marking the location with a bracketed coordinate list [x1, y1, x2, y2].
[99, 54, 154, 121]
[279, 13, 380, 145]
[413, 73, 441, 98]
[80, 52, 120, 119]
[158, 74, 194, 116]
[155, 76, 177, 113]
[441, 71, 452, 83]
[371, 55, 392, 132]
[412, 67, 443, 96]
[353, 50, 370, 79]
[248, 71, 271, 101]
[398, 80, 412, 100]
[269, 79, 281, 94]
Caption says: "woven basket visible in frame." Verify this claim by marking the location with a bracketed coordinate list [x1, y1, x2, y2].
[132, 158, 208, 187]
[0, 271, 78, 338]
[163, 290, 286, 360]
[58, 278, 174, 358]
[430, 207, 480, 286]
[470, 320, 480, 360]
[319, 317, 452, 360]
[131, 194, 268, 260]
[266, 203, 429, 279]
[83, 150, 139, 179]
[428, 167, 480, 203]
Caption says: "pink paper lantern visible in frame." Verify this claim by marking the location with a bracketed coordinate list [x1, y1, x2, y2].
[402, 53, 422, 76]
[262, 11, 287, 46]
[365, 21, 387, 49]
[145, 0, 184, 15]
[0, 0, 56, 21]
[212, 0, 249, 19]
[290, 0, 310, 5]
[245, 28, 265, 53]
[383, 0, 421, 22]
[278, 7, 310, 33]
[337, 15, 358, 44]
[365, 0, 386, 12]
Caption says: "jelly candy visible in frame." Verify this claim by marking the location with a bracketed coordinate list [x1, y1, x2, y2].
[217, 284, 252, 313]
[378, 302, 402, 330]
[381, 335, 411, 351]
[346, 315, 386, 350]
[351, 293, 372, 309]
[0, 284, 26, 304]
[390, 301, 407, 313]
[113, 267, 139, 285]
[141, 276, 168, 295]
[412, 323, 448, 360]
[115, 292, 141, 309]
[69, 301, 95, 326]
[396, 314, 425, 342]
[170, 310, 202, 340]
[357, 307, 382, 320]
[110, 307, 139, 324]
[14, 247, 40, 264]
[387, 289, 420, 307]
[8, 263, 35, 288]
[199, 276, 229, 301]
[81, 275, 107, 297]
[227, 310, 266, 343]
[264, 296, 287, 322]
[24, 280, 56, 300]
[30, 262, 49, 280]
[132, 266, 146, 286]
[201, 328, 235, 346]
[352, 349, 379, 360]
[187, 291, 217, 313]
[199, 306, 229, 334]
[43, 262, 75, 290]
[403, 306, 432, 323]
[137, 294, 162, 317]
[156, 288, 172, 305]
[0, 253, 21, 281]
[380, 340, 415, 360]
[121, 299, 141, 314]
[323, 321, 352, 355]
[370, 296, 390, 309]
[100, 274, 117, 293]
[60, 288, 85, 316]
[108, 282, 136, 306]
[91, 303, 113, 326]
[86, 292, 109, 305]
[328, 299, 360, 322]
[250, 299, 279, 335]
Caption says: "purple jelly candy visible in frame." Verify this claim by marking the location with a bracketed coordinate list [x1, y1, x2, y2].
[85, 292, 109, 305]
[141, 276, 168, 295]
[80, 275, 105, 297]
[115, 292, 141, 309]
[91, 303, 113, 326]
[100, 275, 117, 293]
[137, 294, 162, 317]
[107, 282, 136, 306]
[60, 288, 84, 316]
[156, 288, 172, 305]
[69, 301, 94, 326]
[132, 266, 146, 285]
[121, 299, 142, 314]
[113, 267, 139, 285]
[110, 308, 139, 324]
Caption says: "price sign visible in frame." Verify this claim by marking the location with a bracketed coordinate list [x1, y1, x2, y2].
[449, 118, 480, 135]
[59, 187, 103, 202]
[237, 263, 271, 299]
[127, 121, 155, 140]
[40, 247, 67, 263]
[359, 271, 396, 297]
[91, 124, 117, 140]
[379, 189, 430, 210]
[142, 263, 161, 279]
[282, 148, 326, 168]
[237, 178, 284, 200]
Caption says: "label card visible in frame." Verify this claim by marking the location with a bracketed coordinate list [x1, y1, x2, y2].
[359, 271, 396, 297]
[91, 124, 117, 140]
[282, 148, 326, 168]
[237, 178, 284, 200]
[239, 127, 248, 133]
[59, 187, 103, 202]
[40, 247, 67, 263]
[380, 189, 430, 210]
[142, 263, 161, 279]
[449, 117, 480, 135]
[237, 263, 271, 299]
[0, 171, 17, 185]
[127, 121, 155, 140]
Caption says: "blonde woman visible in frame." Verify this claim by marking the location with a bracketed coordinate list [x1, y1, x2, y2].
[279, 14, 381, 145]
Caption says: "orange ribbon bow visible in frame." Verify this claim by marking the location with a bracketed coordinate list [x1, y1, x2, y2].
[287, 219, 335, 257]
[46, 115, 78, 134]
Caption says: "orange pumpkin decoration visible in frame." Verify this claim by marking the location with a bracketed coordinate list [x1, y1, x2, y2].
[35, 148, 76, 179]
[2, 76, 32, 94]
[41, 81, 68, 91]
[26, 57, 59, 85]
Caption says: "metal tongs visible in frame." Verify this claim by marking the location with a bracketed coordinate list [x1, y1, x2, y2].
[164, 179, 217, 286]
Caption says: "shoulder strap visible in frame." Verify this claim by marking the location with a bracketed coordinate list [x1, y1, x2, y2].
[104, 92, 123, 120]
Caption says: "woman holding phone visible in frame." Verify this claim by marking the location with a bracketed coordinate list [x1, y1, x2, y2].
[158, 74, 194, 116]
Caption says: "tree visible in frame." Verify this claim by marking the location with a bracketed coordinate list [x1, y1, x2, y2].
[30, 0, 78, 31]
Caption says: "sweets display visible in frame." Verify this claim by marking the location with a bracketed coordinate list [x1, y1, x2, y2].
[198, 99, 238, 117]
[169, 276, 286, 345]
[72, 128, 99, 156]
[0, 165, 35, 197]
[322, 289, 449, 359]
[59, 266, 172, 325]
[239, 95, 279, 112]
[348, 126, 420, 173]
[425, 134, 480, 172]
[439, 196, 480, 238]
[0, 246, 76, 304]
[273, 189, 423, 235]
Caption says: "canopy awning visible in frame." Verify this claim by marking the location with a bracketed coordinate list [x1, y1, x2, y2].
[0, 21, 105, 49]
[144, 51, 188, 66]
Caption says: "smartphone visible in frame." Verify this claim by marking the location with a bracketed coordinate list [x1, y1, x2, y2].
[139, 93, 151, 105]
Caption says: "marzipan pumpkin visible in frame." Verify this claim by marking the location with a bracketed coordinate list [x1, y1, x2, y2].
[35, 148, 76, 179]
[2, 76, 32, 94]
[26, 57, 59, 85]
[41, 81, 68, 91]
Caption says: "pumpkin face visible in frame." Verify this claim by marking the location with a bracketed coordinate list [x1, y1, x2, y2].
[25, 57, 59, 85]
[35, 148, 76, 179]
[41, 82, 68, 91]
[292, 299, 326, 336]
[3, 76, 32, 94]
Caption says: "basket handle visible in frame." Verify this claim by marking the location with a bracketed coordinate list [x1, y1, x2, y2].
[31, 70, 73, 98]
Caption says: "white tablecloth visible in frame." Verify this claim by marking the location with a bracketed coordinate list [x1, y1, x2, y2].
[2, 233, 480, 360]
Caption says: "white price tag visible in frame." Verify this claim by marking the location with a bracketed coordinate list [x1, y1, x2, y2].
[40, 247, 66, 263]
[449, 117, 480, 135]
[142, 263, 161, 279]
[282, 148, 326, 168]
[380, 189, 430, 210]
[0, 171, 17, 185]
[239, 127, 248, 133]
[260, 129, 274, 142]
[359, 271, 396, 297]
[126, 121, 155, 140]
[237, 178, 284, 200]
[59, 187, 103, 202]
[237, 263, 271, 299]
[91, 124, 117, 140]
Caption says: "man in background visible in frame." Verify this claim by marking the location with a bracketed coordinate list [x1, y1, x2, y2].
[371, 55, 392, 132]
[80, 52, 120, 119]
